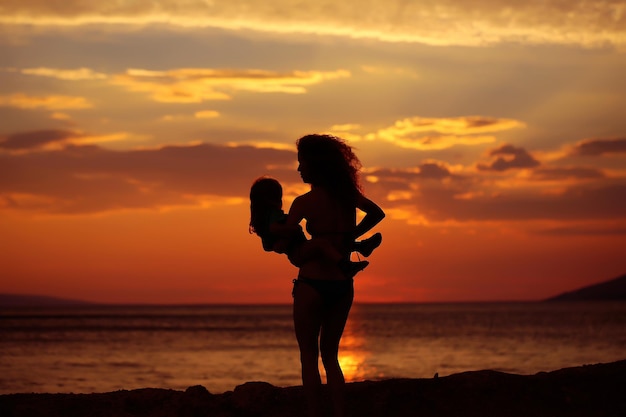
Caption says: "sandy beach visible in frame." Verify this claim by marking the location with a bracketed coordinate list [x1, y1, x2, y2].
[1, 360, 624, 417]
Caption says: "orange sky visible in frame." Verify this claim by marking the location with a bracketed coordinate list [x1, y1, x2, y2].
[1, 1, 626, 304]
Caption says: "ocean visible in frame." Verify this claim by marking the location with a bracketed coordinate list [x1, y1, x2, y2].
[1, 302, 625, 395]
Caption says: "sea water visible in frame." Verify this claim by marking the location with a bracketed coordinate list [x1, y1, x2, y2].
[1, 302, 625, 394]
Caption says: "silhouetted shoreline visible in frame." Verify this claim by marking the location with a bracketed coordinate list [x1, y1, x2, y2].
[1, 360, 624, 417]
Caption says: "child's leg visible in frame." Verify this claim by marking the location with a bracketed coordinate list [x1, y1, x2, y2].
[298, 239, 368, 279]
[353, 232, 382, 257]
[297, 239, 343, 264]
[286, 239, 335, 268]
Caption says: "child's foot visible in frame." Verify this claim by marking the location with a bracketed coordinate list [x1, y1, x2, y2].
[338, 259, 369, 278]
[357, 232, 382, 257]
[345, 260, 369, 278]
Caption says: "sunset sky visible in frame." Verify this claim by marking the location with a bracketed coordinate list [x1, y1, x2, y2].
[1, 1, 625, 304]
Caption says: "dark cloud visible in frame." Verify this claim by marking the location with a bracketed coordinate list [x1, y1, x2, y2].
[2, 134, 625, 224]
[0, 141, 298, 214]
[477, 144, 540, 171]
[0, 129, 77, 150]
[531, 167, 605, 181]
[368, 162, 452, 182]
[417, 162, 452, 179]
[414, 181, 626, 222]
[363, 162, 457, 199]
[571, 138, 626, 156]
[364, 160, 626, 223]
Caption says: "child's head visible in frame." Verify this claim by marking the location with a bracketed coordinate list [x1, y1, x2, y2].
[249, 177, 282, 235]
[250, 176, 282, 206]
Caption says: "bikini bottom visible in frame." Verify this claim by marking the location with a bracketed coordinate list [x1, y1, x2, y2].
[292, 277, 353, 306]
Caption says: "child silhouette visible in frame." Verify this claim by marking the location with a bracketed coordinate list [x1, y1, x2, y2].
[249, 176, 381, 278]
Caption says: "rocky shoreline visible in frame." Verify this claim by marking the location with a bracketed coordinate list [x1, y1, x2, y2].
[2, 360, 625, 417]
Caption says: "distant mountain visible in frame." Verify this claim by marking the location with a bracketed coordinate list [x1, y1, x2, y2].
[546, 274, 626, 301]
[0, 293, 94, 307]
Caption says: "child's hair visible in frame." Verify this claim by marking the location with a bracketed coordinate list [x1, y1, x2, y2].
[249, 176, 282, 236]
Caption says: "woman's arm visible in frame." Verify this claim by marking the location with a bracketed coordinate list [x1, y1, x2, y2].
[267, 196, 307, 254]
[352, 193, 385, 240]
[285, 195, 307, 227]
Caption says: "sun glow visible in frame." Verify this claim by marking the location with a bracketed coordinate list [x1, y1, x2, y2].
[335, 317, 372, 382]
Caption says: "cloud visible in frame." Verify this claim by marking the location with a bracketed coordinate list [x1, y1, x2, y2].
[0, 129, 78, 150]
[1, 129, 625, 227]
[0, 140, 299, 214]
[400, 178, 626, 223]
[1, 1, 624, 49]
[369, 116, 523, 151]
[10, 65, 350, 104]
[531, 167, 605, 181]
[329, 123, 362, 132]
[360, 146, 626, 224]
[570, 138, 626, 156]
[380, 116, 525, 136]
[0, 93, 93, 110]
[194, 110, 220, 119]
[381, 134, 497, 151]
[363, 162, 462, 208]
[416, 162, 453, 180]
[0, 130, 139, 152]
[20, 67, 108, 80]
[111, 68, 350, 103]
[367, 162, 453, 184]
[477, 144, 540, 171]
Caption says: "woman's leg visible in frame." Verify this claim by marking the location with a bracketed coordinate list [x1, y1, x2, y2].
[320, 286, 354, 417]
[293, 281, 324, 417]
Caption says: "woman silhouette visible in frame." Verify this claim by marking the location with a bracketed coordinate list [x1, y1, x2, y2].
[285, 134, 385, 417]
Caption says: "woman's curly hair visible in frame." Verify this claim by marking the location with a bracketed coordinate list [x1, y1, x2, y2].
[296, 134, 362, 205]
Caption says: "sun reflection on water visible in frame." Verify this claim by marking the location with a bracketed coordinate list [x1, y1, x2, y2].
[335, 315, 372, 382]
